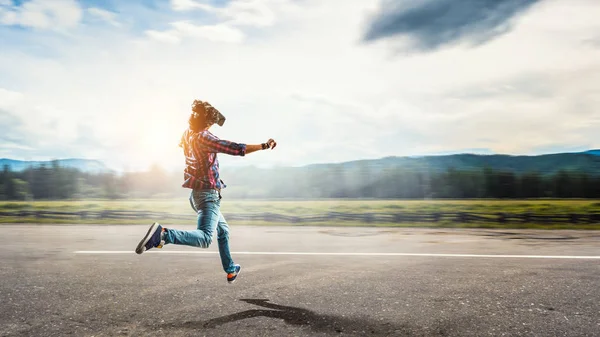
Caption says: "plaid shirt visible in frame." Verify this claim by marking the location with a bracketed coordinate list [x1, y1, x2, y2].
[179, 129, 246, 190]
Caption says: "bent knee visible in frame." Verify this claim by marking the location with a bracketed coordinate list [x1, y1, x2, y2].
[217, 229, 230, 241]
[191, 230, 213, 248]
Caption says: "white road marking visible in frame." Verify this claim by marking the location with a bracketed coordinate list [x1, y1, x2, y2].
[73, 251, 600, 259]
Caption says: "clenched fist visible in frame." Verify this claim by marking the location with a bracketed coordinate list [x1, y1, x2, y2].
[265, 138, 277, 149]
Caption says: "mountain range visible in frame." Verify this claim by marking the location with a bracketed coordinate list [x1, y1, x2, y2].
[305, 150, 600, 176]
[2, 149, 600, 175]
[0, 158, 110, 174]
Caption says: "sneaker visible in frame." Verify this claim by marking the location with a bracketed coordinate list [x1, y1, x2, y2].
[135, 222, 165, 254]
[227, 264, 241, 284]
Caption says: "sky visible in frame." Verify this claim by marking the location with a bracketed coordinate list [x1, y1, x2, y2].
[0, 0, 599, 172]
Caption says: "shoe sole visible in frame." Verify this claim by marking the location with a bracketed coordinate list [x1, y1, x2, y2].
[135, 222, 160, 255]
[228, 266, 241, 284]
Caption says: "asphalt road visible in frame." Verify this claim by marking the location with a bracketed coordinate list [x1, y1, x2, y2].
[1, 224, 600, 337]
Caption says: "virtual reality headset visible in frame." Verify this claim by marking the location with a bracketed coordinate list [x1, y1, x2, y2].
[191, 100, 226, 127]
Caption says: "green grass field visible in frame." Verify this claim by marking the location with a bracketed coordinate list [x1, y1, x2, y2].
[1, 199, 599, 229]
[2, 198, 599, 213]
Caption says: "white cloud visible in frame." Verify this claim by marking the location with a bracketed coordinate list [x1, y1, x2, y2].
[170, 0, 294, 27]
[1, 0, 600, 171]
[145, 29, 181, 44]
[0, 88, 24, 108]
[146, 21, 244, 44]
[170, 0, 215, 12]
[0, 87, 112, 163]
[87, 7, 120, 27]
[150, 0, 290, 44]
[0, 9, 17, 25]
[0, 0, 82, 30]
[221, 0, 276, 27]
[171, 21, 244, 43]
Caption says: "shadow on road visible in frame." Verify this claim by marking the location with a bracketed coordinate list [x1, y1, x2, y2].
[163, 298, 413, 336]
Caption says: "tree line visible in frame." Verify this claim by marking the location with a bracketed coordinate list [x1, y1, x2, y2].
[252, 165, 600, 199]
[1, 161, 599, 200]
[0, 161, 180, 200]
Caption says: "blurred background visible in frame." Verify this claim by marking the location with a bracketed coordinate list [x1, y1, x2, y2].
[1, 0, 599, 228]
[0, 152, 599, 228]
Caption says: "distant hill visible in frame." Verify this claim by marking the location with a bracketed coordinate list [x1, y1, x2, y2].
[2, 150, 600, 177]
[218, 151, 600, 198]
[0, 158, 111, 174]
[2, 150, 600, 199]
[301, 152, 600, 176]
[584, 149, 600, 156]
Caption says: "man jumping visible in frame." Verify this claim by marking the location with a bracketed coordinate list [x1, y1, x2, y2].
[135, 99, 277, 284]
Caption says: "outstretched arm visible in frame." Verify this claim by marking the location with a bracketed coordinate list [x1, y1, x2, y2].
[245, 138, 277, 155]
[196, 132, 276, 156]
[195, 132, 246, 156]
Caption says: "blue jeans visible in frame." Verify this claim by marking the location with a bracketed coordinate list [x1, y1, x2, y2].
[163, 189, 236, 274]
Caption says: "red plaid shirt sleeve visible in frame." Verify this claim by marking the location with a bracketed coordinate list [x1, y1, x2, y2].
[195, 131, 246, 156]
